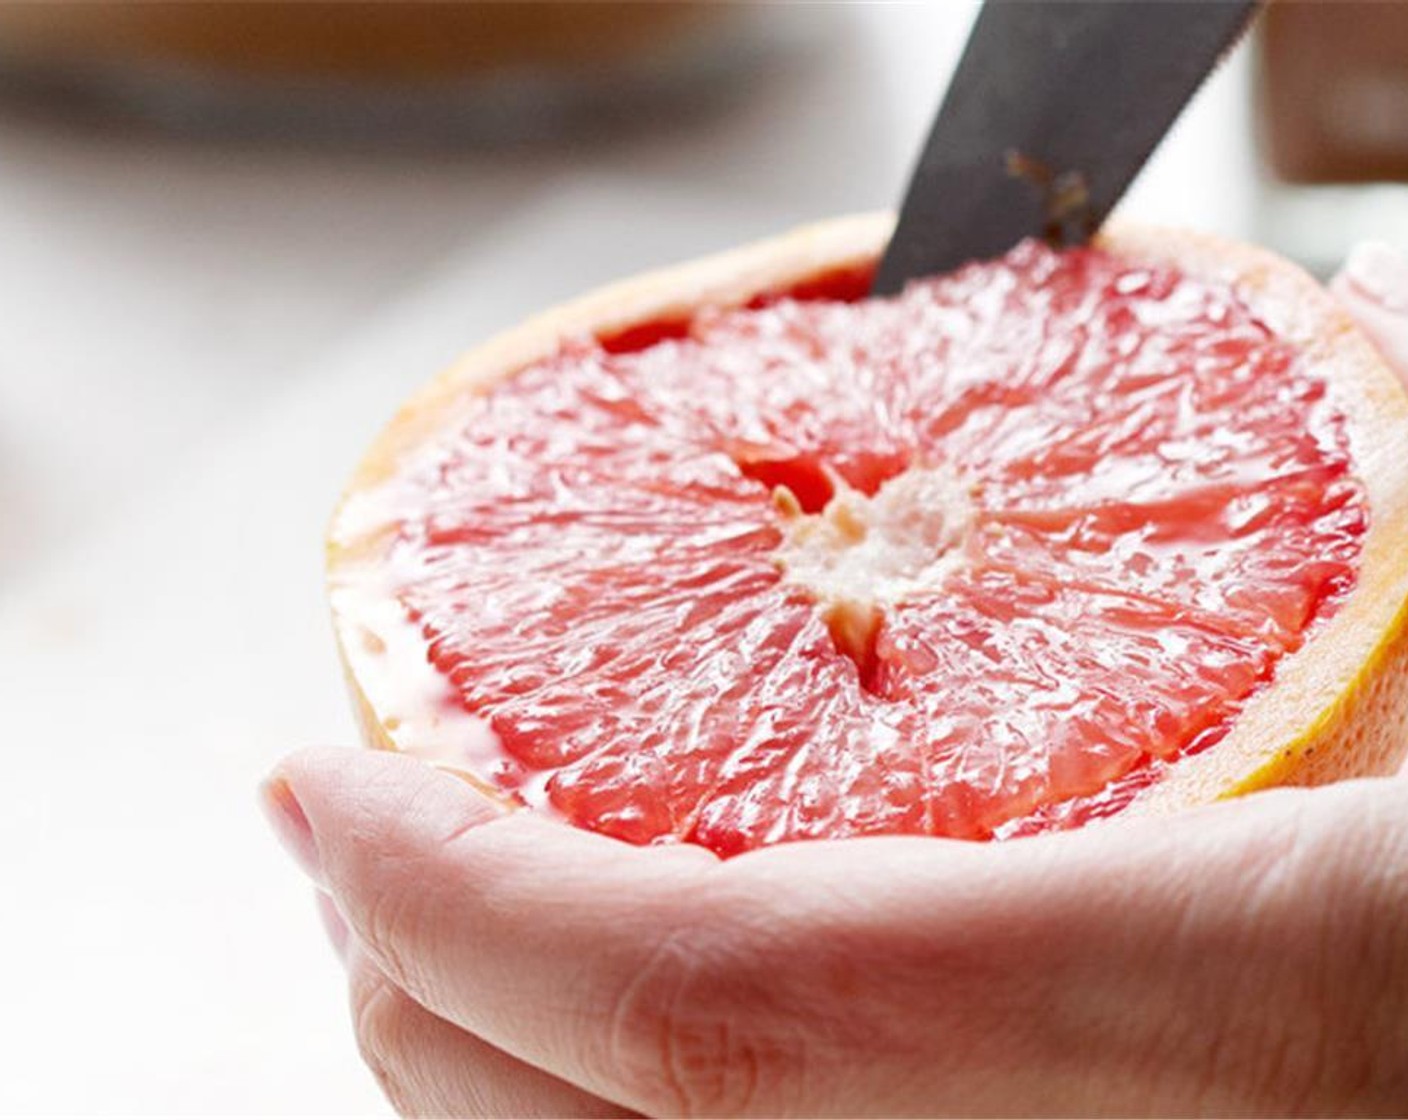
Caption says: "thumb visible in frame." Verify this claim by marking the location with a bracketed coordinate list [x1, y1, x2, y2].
[258, 746, 508, 894]
[259, 746, 722, 1114]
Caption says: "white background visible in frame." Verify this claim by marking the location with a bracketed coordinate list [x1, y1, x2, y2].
[0, 5, 1260, 1114]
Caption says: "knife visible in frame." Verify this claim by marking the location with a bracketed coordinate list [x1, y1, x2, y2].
[872, 0, 1258, 295]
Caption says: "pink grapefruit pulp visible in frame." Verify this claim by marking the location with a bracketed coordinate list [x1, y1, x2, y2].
[328, 216, 1408, 856]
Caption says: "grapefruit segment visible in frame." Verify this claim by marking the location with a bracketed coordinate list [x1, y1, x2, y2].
[330, 215, 1408, 853]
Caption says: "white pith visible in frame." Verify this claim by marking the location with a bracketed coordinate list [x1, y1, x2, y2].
[773, 465, 976, 659]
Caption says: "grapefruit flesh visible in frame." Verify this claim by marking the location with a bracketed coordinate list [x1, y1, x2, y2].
[331, 223, 1408, 855]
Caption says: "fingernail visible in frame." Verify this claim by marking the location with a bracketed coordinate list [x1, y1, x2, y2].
[260, 774, 324, 885]
[316, 891, 350, 961]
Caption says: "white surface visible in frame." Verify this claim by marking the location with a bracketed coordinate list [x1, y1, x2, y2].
[0, 6, 1255, 1115]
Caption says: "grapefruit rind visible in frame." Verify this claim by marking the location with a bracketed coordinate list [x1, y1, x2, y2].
[327, 213, 1408, 831]
[1095, 224, 1408, 813]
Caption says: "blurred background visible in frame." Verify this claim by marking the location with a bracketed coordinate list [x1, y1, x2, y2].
[0, 3, 1403, 1114]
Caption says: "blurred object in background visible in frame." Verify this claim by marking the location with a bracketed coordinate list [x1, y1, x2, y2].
[1259, 0, 1408, 183]
[0, 2, 772, 146]
[1255, 0, 1408, 275]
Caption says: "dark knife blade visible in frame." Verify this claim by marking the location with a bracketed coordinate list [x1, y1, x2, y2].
[872, 0, 1257, 295]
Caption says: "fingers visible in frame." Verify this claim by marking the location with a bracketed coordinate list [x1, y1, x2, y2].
[316, 884, 634, 1117]
[1331, 240, 1408, 386]
[261, 746, 1302, 1116]
[266, 747, 722, 1110]
[267, 747, 1408, 1117]
[270, 746, 1239, 1114]
[344, 939, 635, 1119]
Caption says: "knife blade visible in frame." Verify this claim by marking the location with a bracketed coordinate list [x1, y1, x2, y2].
[872, 0, 1258, 295]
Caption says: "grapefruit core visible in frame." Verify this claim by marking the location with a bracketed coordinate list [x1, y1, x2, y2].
[328, 215, 1408, 855]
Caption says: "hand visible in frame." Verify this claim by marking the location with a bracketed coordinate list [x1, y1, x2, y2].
[265, 749, 1408, 1117]
[264, 247, 1408, 1118]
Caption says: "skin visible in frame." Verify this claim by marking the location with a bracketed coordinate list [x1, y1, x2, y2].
[264, 249, 1408, 1118]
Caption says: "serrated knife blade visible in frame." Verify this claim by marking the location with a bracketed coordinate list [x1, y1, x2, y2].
[873, 0, 1258, 295]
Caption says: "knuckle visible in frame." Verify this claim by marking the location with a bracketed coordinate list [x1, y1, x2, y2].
[343, 785, 471, 999]
[1320, 800, 1408, 1106]
[358, 875, 424, 990]
[604, 912, 811, 1117]
[348, 960, 417, 1112]
[1227, 790, 1408, 1112]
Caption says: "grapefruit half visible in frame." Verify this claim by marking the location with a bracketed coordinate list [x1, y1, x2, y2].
[328, 215, 1408, 855]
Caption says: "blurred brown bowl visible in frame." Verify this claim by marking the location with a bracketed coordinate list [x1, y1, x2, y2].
[0, 2, 772, 147]
[0, 2, 720, 83]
